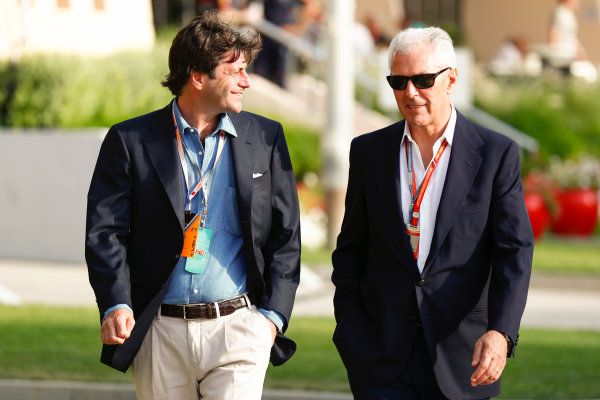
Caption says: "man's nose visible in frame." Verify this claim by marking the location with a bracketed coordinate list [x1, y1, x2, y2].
[404, 79, 419, 96]
[239, 70, 251, 88]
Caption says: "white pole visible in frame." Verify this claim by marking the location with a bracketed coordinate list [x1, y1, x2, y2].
[12, 0, 29, 63]
[324, 0, 355, 248]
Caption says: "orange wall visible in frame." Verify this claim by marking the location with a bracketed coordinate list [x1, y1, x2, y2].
[355, 0, 403, 38]
[463, 0, 600, 63]
[353, 0, 600, 64]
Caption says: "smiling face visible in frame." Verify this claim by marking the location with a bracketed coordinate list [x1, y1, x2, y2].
[201, 52, 251, 115]
[391, 44, 457, 137]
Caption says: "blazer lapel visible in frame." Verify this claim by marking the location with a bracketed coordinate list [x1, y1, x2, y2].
[376, 122, 419, 273]
[142, 103, 185, 229]
[228, 113, 254, 224]
[426, 112, 483, 267]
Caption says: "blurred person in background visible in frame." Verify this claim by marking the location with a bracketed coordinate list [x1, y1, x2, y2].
[365, 15, 392, 49]
[488, 36, 530, 76]
[549, 0, 588, 63]
[86, 11, 301, 400]
[332, 26, 534, 399]
[252, 0, 323, 87]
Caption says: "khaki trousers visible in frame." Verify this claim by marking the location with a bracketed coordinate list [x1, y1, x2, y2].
[131, 305, 272, 400]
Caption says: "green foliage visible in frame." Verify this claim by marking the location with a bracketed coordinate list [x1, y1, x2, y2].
[499, 328, 600, 398]
[0, 45, 320, 180]
[0, 305, 129, 382]
[2, 306, 600, 398]
[154, 24, 180, 45]
[0, 56, 67, 127]
[0, 47, 172, 128]
[474, 75, 600, 172]
[265, 317, 349, 391]
[304, 235, 600, 274]
[281, 122, 321, 179]
[300, 245, 332, 265]
[532, 236, 600, 274]
[440, 22, 467, 47]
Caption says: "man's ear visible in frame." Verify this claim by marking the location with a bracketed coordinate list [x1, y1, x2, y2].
[190, 70, 205, 90]
[447, 68, 458, 95]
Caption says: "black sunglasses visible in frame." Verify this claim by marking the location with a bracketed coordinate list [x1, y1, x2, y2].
[386, 67, 451, 90]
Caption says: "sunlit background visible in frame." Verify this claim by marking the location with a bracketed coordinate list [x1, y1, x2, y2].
[0, 1, 599, 399]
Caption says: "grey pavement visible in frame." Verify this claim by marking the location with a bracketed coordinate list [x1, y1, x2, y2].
[1, 258, 600, 399]
[0, 379, 352, 400]
[3, 258, 600, 330]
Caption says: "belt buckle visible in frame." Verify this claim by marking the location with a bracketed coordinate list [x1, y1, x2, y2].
[182, 305, 190, 320]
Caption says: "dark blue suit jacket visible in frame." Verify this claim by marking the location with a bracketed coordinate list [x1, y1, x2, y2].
[86, 102, 301, 372]
[332, 111, 534, 399]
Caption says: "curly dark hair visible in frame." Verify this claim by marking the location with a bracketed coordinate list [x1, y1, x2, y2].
[161, 11, 262, 96]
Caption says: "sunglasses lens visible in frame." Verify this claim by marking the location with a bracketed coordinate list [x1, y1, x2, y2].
[387, 74, 434, 90]
[412, 75, 435, 89]
[387, 76, 408, 90]
[387, 68, 450, 91]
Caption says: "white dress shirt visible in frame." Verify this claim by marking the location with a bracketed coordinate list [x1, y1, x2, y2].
[400, 106, 457, 273]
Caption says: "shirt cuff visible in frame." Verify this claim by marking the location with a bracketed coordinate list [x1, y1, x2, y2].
[103, 304, 133, 322]
[257, 308, 285, 332]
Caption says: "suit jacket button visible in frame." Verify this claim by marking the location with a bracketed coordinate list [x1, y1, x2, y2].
[175, 254, 180, 260]
[416, 278, 425, 287]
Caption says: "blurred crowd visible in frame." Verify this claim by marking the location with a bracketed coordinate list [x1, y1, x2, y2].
[194, 0, 397, 89]
[198, 0, 598, 92]
[488, 0, 597, 82]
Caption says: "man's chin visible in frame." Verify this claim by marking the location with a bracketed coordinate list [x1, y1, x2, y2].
[228, 103, 243, 114]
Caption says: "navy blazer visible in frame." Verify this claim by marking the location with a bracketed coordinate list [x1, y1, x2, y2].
[86, 102, 301, 372]
[332, 111, 534, 399]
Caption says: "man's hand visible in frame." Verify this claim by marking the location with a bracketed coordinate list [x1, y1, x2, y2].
[266, 318, 278, 346]
[470, 330, 508, 386]
[101, 308, 135, 345]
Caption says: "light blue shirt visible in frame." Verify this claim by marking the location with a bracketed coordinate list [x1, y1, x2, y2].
[104, 99, 284, 331]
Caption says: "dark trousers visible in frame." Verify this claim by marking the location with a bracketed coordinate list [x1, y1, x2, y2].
[347, 328, 447, 400]
[347, 328, 492, 400]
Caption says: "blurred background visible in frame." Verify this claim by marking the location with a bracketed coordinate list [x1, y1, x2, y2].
[0, 1, 599, 399]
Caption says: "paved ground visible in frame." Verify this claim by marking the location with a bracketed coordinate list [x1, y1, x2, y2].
[1, 258, 599, 400]
[0, 379, 352, 400]
[2, 258, 600, 331]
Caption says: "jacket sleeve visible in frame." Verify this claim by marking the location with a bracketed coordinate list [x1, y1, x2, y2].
[85, 125, 134, 318]
[260, 122, 301, 332]
[487, 140, 534, 353]
[331, 137, 369, 322]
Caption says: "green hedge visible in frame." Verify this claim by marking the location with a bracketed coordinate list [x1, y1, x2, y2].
[0, 49, 172, 128]
[278, 122, 321, 180]
[474, 74, 600, 171]
[0, 46, 320, 179]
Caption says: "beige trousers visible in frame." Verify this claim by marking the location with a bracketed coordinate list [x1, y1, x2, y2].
[131, 305, 272, 400]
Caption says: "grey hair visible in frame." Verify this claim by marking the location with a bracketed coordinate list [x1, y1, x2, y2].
[387, 26, 456, 72]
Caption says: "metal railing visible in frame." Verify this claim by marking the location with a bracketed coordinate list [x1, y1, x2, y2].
[462, 107, 539, 153]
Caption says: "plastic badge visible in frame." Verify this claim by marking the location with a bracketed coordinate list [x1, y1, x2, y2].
[185, 228, 212, 274]
[181, 213, 200, 258]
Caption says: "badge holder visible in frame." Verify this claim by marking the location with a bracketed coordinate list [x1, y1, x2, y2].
[181, 205, 212, 274]
[406, 223, 420, 259]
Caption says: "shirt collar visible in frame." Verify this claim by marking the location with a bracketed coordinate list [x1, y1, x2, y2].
[401, 104, 457, 147]
[173, 97, 238, 138]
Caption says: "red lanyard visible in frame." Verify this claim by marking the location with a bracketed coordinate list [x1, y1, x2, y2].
[406, 138, 448, 225]
[405, 138, 448, 259]
[172, 104, 226, 214]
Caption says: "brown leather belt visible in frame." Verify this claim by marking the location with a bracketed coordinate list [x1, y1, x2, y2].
[161, 294, 253, 320]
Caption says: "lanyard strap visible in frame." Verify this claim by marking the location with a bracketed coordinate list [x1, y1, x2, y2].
[172, 104, 226, 213]
[405, 138, 448, 227]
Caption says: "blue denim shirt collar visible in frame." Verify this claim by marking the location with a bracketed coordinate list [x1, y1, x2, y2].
[173, 97, 238, 138]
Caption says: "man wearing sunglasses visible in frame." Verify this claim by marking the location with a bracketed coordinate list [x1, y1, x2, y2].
[332, 26, 533, 399]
